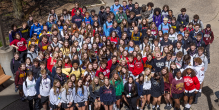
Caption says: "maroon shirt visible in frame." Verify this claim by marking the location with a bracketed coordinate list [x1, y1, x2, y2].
[163, 73, 173, 92]
[171, 77, 184, 94]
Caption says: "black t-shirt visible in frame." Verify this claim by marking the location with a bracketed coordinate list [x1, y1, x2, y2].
[132, 7, 141, 15]
[153, 57, 166, 72]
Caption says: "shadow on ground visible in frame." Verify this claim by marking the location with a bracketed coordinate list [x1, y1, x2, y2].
[202, 86, 217, 110]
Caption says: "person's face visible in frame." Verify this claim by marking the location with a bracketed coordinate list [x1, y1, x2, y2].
[114, 74, 118, 80]
[135, 4, 139, 8]
[43, 38, 48, 43]
[197, 36, 201, 41]
[155, 75, 160, 79]
[161, 69, 167, 75]
[195, 26, 199, 31]
[128, 57, 133, 62]
[112, 57, 117, 64]
[94, 78, 99, 84]
[49, 16, 54, 21]
[101, 63, 107, 69]
[53, 38, 58, 43]
[178, 36, 182, 40]
[147, 55, 152, 61]
[123, 51, 128, 56]
[164, 35, 168, 40]
[128, 77, 133, 83]
[58, 61, 62, 66]
[182, 12, 186, 15]
[30, 47, 35, 52]
[163, 20, 168, 24]
[166, 54, 171, 60]
[147, 30, 151, 34]
[207, 27, 211, 31]
[73, 63, 78, 69]
[198, 50, 203, 55]
[16, 34, 20, 40]
[177, 57, 181, 61]
[75, 4, 79, 8]
[187, 69, 191, 75]
[40, 64, 46, 69]
[54, 53, 58, 58]
[156, 11, 159, 15]
[28, 75, 33, 81]
[184, 33, 189, 37]
[56, 68, 61, 74]
[194, 19, 198, 22]
[170, 64, 176, 69]
[29, 16, 33, 20]
[137, 56, 141, 60]
[191, 46, 195, 50]
[68, 82, 73, 88]
[168, 11, 172, 15]
[104, 79, 109, 86]
[78, 80, 82, 86]
[195, 62, 199, 66]
[180, 28, 183, 32]
[42, 73, 46, 79]
[106, 8, 110, 12]
[176, 71, 181, 79]
[93, 64, 97, 69]
[112, 32, 116, 37]
[64, 58, 69, 63]
[115, 1, 119, 5]
[177, 43, 181, 48]
[26, 59, 31, 64]
[156, 53, 160, 58]
[88, 64, 92, 70]
[119, 9, 123, 13]
[21, 65, 26, 70]
[55, 82, 61, 87]
[86, 75, 91, 81]
[122, 68, 126, 73]
[71, 76, 75, 81]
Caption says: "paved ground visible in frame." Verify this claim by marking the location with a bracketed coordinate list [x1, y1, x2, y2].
[1, 0, 219, 110]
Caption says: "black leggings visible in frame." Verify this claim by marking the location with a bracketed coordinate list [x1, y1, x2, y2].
[19, 50, 27, 63]
[126, 96, 138, 110]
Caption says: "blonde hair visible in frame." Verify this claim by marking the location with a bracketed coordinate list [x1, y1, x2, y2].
[144, 68, 152, 81]
[62, 79, 73, 94]
[143, 44, 151, 55]
[52, 79, 61, 95]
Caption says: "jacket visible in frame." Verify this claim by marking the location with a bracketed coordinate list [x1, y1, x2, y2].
[10, 58, 21, 74]
[23, 78, 36, 97]
[72, 14, 84, 28]
[193, 65, 205, 84]
[99, 84, 116, 102]
[54, 73, 67, 86]
[46, 21, 57, 31]
[103, 21, 113, 37]
[177, 14, 189, 26]
[110, 80, 124, 96]
[124, 82, 138, 97]
[193, 54, 208, 72]
[15, 68, 26, 86]
[189, 30, 203, 41]
[73, 86, 88, 103]
[89, 84, 101, 102]
[191, 19, 204, 31]
[30, 23, 42, 38]
[130, 32, 143, 45]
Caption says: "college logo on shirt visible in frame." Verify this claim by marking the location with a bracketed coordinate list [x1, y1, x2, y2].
[17, 41, 24, 47]
[78, 91, 84, 96]
[156, 62, 164, 68]
[135, 62, 142, 68]
[103, 89, 112, 94]
[176, 83, 184, 90]
[184, 78, 193, 86]
[75, 19, 82, 22]
[103, 69, 110, 75]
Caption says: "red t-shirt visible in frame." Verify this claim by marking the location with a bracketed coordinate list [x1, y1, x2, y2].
[10, 38, 27, 52]
[47, 57, 57, 72]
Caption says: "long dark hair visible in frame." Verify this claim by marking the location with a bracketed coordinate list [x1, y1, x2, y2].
[153, 72, 161, 83]
[75, 78, 84, 94]
[128, 76, 137, 95]
[138, 74, 144, 85]
[182, 68, 196, 78]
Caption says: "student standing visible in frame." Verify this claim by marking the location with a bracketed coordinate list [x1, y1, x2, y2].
[49, 80, 62, 110]
[15, 63, 26, 101]
[23, 71, 40, 110]
[61, 80, 74, 110]
[99, 78, 116, 110]
[182, 68, 200, 110]
[89, 77, 102, 110]
[171, 70, 184, 110]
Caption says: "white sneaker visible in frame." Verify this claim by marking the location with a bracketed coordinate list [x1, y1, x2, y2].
[137, 106, 139, 109]
[89, 105, 91, 110]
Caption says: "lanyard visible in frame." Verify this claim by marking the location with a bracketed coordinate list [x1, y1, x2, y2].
[181, 14, 186, 20]
[57, 74, 62, 81]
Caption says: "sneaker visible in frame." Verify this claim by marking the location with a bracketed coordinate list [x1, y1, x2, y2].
[157, 107, 160, 110]
[164, 105, 168, 109]
[137, 106, 139, 109]
[152, 108, 156, 110]
[168, 106, 172, 110]
[147, 105, 151, 109]
[197, 92, 201, 97]
[21, 97, 25, 101]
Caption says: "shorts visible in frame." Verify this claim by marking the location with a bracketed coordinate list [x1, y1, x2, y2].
[103, 101, 114, 105]
[41, 96, 49, 104]
[62, 103, 73, 109]
[116, 95, 122, 100]
[172, 92, 184, 99]
[185, 92, 195, 97]
[76, 102, 85, 107]
[50, 103, 58, 109]
[142, 90, 151, 95]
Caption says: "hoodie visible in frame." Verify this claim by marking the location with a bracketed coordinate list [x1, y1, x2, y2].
[99, 84, 116, 103]
[115, 12, 127, 24]
[89, 84, 101, 102]
[72, 14, 84, 28]
[23, 78, 36, 97]
[133, 59, 145, 76]
[82, 16, 93, 25]
[193, 54, 208, 72]
[110, 4, 122, 15]
[26, 50, 38, 62]
[73, 86, 88, 103]
[19, 27, 30, 40]
[95, 66, 111, 78]
[30, 23, 42, 38]
[46, 21, 57, 31]
[10, 38, 27, 52]
[194, 65, 205, 84]
[110, 80, 124, 96]
[202, 29, 214, 45]
[103, 21, 113, 37]
[191, 19, 204, 31]
[61, 88, 74, 103]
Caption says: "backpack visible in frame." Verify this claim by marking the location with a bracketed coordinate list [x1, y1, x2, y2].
[134, 59, 144, 64]
[27, 53, 33, 59]
[24, 78, 36, 88]
[69, 67, 82, 77]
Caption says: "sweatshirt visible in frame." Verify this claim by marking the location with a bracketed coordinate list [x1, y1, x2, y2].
[30, 23, 42, 38]
[47, 57, 57, 72]
[115, 12, 127, 24]
[15, 68, 26, 86]
[130, 32, 143, 45]
[35, 76, 51, 96]
[99, 84, 116, 103]
[19, 27, 30, 40]
[10, 38, 27, 52]
[103, 21, 113, 37]
[202, 29, 214, 45]
[171, 77, 184, 94]
[163, 73, 173, 92]
[151, 77, 164, 95]
[183, 75, 200, 93]
[62, 67, 85, 79]
[193, 54, 208, 72]
[143, 76, 152, 90]
[89, 84, 101, 102]
[133, 59, 145, 76]
[46, 21, 57, 31]
[158, 23, 171, 33]
[61, 88, 74, 103]
[95, 66, 111, 78]
[23, 78, 36, 97]
[110, 26, 122, 38]
[72, 14, 83, 28]
[73, 86, 88, 103]
[193, 65, 205, 84]
[127, 60, 135, 73]
[49, 88, 61, 105]
[110, 4, 122, 15]
[82, 16, 93, 25]
[26, 50, 38, 62]
[110, 80, 124, 96]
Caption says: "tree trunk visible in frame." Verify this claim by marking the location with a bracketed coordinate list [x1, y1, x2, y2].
[11, 0, 23, 19]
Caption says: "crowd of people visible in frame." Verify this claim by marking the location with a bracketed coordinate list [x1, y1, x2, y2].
[9, 0, 214, 110]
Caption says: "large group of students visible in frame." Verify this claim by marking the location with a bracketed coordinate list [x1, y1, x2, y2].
[9, 0, 214, 110]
